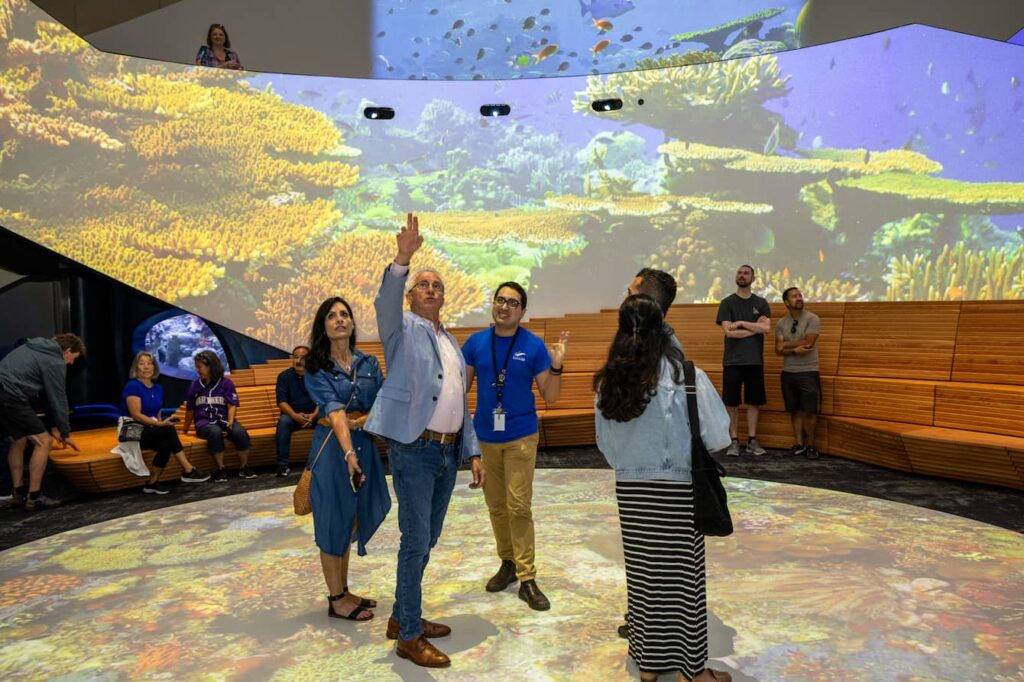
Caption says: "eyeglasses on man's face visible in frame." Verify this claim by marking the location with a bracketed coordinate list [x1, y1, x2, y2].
[494, 296, 522, 309]
[413, 280, 444, 292]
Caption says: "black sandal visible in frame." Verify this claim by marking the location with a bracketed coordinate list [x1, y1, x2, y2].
[342, 585, 377, 609]
[327, 591, 374, 621]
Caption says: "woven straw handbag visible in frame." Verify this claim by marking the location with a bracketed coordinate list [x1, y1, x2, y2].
[293, 434, 332, 516]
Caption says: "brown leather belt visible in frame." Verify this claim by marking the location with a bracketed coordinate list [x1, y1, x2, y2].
[420, 429, 460, 445]
[318, 412, 367, 428]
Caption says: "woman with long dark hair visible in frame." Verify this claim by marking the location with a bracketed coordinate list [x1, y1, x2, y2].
[182, 350, 254, 483]
[594, 295, 732, 682]
[195, 23, 243, 69]
[303, 297, 389, 622]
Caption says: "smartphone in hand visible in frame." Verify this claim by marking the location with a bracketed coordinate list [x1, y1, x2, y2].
[350, 470, 364, 493]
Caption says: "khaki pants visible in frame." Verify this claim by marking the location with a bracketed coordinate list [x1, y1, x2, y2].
[481, 432, 540, 581]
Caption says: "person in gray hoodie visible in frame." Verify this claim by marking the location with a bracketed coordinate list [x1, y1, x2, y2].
[0, 333, 84, 510]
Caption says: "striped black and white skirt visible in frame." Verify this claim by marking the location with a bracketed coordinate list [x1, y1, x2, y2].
[616, 479, 708, 678]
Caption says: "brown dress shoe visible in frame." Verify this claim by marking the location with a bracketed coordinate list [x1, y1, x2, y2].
[690, 670, 733, 682]
[386, 617, 451, 640]
[395, 634, 450, 668]
[485, 559, 518, 592]
[518, 579, 551, 611]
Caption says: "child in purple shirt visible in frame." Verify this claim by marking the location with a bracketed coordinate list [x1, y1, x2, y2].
[182, 351, 254, 482]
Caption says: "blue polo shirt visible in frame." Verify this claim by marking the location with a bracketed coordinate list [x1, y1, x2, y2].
[463, 327, 551, 444]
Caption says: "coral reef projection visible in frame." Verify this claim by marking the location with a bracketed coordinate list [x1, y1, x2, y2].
[2, 0, 1024, 346]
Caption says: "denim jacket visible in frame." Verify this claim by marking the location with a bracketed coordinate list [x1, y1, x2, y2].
[595, 359, 731, 481]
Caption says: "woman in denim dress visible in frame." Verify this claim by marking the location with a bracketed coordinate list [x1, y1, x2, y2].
[303, 297, 389, 622]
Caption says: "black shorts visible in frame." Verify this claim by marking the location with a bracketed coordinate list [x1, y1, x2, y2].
[0, 388, 47, 441]
[722, 365, 766, 407]
[781, 371, 820, 413]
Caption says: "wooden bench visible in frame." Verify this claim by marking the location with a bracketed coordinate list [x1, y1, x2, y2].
[52, 301, 1024, 492]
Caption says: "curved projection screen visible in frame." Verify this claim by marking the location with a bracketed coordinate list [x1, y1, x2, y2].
[2, 1, 1023, 348]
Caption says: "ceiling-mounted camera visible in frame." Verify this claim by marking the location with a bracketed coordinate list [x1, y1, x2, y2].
[363, 107, 395, 120]
[591, 98, 624, 112]
[480, 104, 511, 117]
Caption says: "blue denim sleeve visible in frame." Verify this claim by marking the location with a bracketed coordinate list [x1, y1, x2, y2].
[304, 369, 344, 417]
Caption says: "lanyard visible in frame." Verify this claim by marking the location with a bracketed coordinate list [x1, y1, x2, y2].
[490, 327, 520, 408]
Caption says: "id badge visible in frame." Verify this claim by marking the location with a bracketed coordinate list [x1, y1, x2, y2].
[493, 408, 506, 432]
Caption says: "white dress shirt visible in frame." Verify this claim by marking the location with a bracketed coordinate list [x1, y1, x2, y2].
[389, 263, 465, 433]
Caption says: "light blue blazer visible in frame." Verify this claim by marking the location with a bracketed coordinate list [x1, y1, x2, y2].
[364, 264, 481, 465]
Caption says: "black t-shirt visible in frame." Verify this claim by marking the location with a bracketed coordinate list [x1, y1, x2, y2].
[716, 293, 770, 366]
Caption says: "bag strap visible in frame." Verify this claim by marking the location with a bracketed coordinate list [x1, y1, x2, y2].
[682, 360, 726, 476]
[307, 431, 332, 471]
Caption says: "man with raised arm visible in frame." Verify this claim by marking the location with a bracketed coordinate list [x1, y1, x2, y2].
[365, 212, 484, 669]
[716, 265, 771, 457]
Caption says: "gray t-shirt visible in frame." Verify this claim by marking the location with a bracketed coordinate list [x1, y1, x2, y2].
[716, 293, 770, 366]
[776, 311, 821, 372]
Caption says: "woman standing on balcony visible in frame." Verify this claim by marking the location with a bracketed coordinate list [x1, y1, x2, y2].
[595, 295, 733, 682]
[303, 297, 388, 622]
[195, 23, 243, 70]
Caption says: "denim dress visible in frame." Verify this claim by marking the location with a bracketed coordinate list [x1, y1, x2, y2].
[303, 350, 389, 557]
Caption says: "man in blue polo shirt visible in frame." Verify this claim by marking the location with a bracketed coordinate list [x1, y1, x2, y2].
[463, 282, 568, 611]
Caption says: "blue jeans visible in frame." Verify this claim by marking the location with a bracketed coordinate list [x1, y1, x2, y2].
[275, 414, 305, 466]
[389, 437, 459, 641]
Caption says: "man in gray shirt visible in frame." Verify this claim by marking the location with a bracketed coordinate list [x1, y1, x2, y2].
[774, 287, 821, 458]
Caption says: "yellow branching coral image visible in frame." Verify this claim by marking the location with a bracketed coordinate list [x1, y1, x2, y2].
[885, 243, 1024, 301]
[248, 232, 487, 346]
[755, 269, 865, 302]
[573, 55, 790, 121]
[839, 173, 1024, 213]
[417, 209, 585, 244]
[546, 194, 772, 217]
[0, 2, 361, 322]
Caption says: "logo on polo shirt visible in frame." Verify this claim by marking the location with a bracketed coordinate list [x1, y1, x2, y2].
[513, 351, 527, 362]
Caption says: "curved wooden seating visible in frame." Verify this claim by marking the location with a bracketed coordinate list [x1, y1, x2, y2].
[53, 302, 1024, 492]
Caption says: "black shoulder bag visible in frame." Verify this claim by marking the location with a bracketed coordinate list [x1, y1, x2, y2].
[682, 360, 734, 537]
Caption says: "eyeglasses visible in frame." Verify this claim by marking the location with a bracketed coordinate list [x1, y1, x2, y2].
[494, 296, 521, 309]
[791, 320, 799, 334]
[413, 281, 444, 292]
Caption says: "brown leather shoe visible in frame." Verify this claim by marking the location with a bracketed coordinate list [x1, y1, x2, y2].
[518, 579, 551, 611]
[395, 634, 450, 667]
[386, 617, 451, 640]
[485, 559, 518, 592]
[690, 670, 733, 682]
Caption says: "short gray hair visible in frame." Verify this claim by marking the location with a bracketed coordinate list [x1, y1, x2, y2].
[129, 351, 161, 380]
[407, 268, 445, 293]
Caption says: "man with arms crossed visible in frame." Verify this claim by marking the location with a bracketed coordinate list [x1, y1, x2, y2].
[0, 333, 83, 510]
[775, 287, 821, 459]
[716, 265, 770, 456]
[463, 282, 568, 611]
[274, 345, 319, 477]
[365, 213, 484, 668]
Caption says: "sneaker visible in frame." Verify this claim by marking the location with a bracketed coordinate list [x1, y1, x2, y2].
[24, 493, 60, 511]
[142, 482, 170, 495]
[805, 446, 820, 460]
[788, 444, 807, 457]
[212, 468, 229, 483]
[10, 487, 26, 507]
[275, 465, 291, 477]
[239, 466, 257, 479]
[746, 438, 767, 456]
[0, 492, 11, 503]
[725, 439, 741, 457]
[181, 468, 211, 483]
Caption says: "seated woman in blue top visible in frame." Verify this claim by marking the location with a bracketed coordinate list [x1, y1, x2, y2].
[595, 295, 732, 682]
[303, 297, 388, 622]
[122, 351, 210, 494]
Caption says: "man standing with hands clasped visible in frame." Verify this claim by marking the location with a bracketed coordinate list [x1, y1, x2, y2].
[365, 213, 484, 669]
[463, 282, 569, 611]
